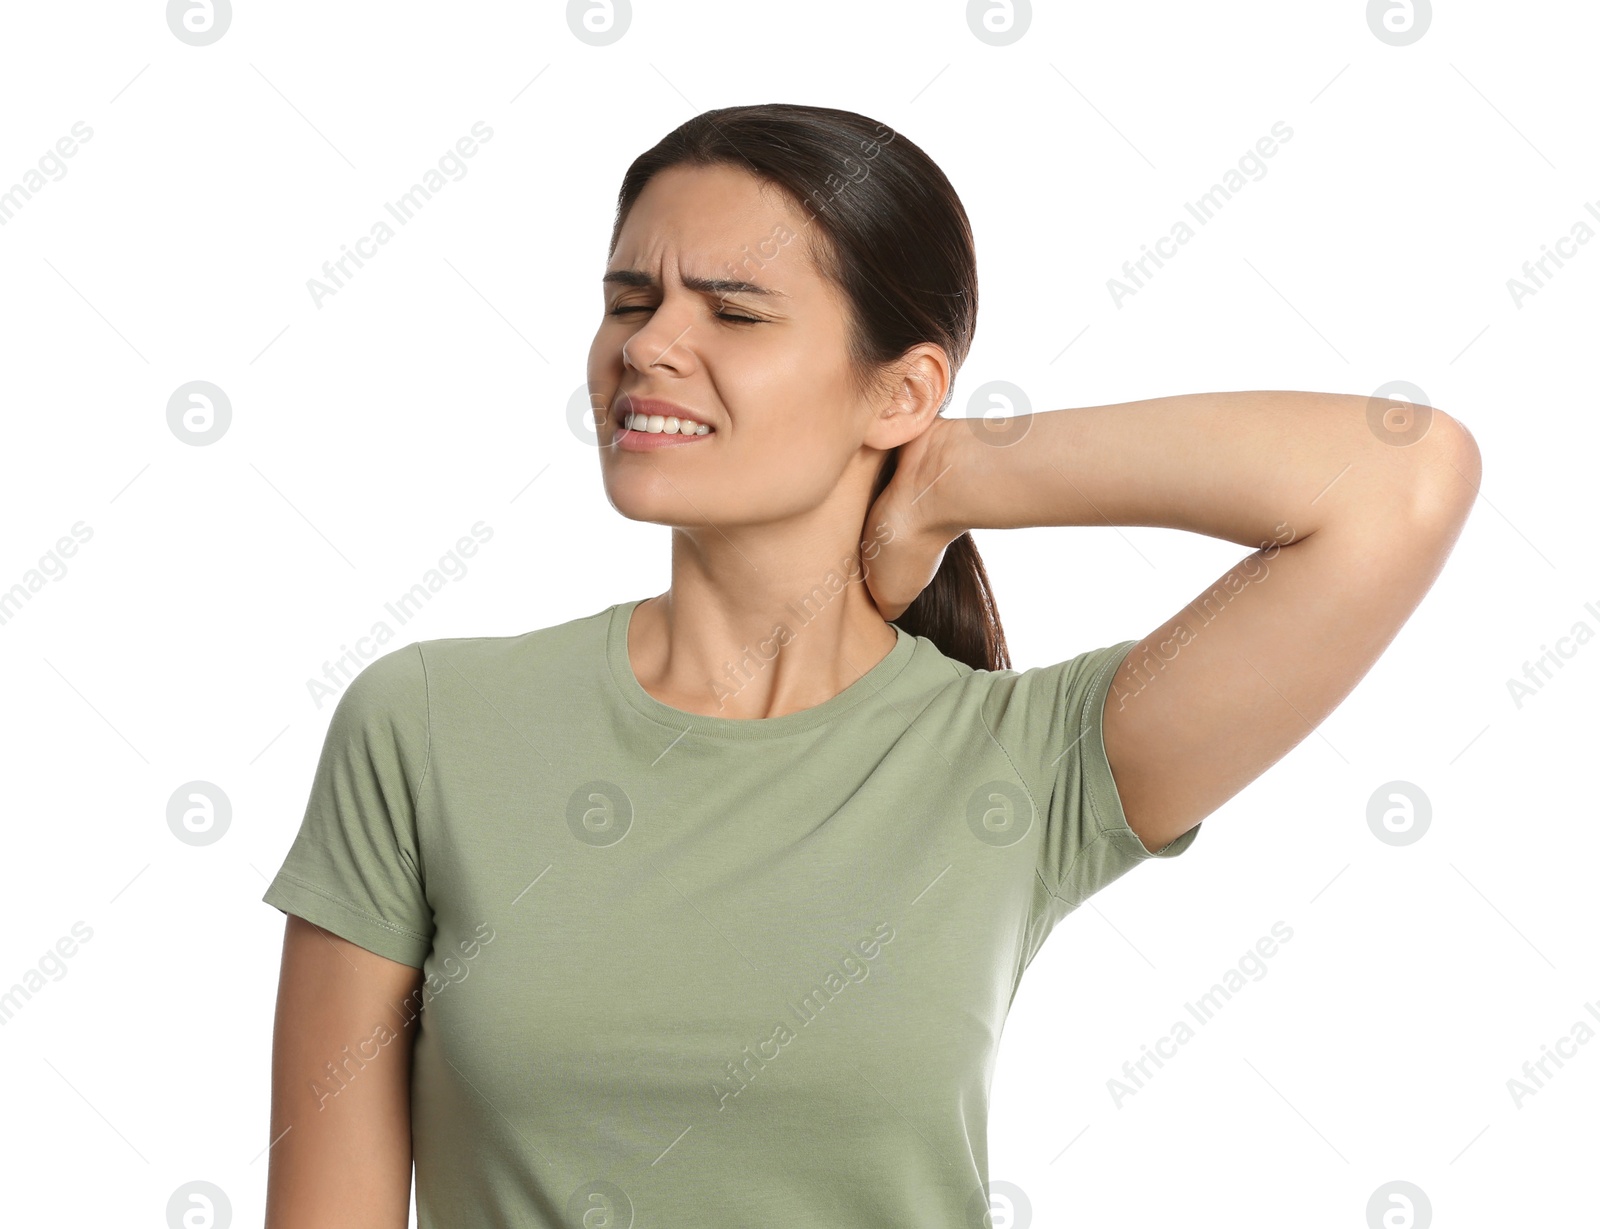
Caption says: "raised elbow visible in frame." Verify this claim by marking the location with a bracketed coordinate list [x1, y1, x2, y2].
[1408, 409, 1482, 528]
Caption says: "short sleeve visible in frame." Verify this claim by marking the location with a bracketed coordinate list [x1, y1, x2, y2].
[984, 639, 1200, 961]
[261, 642, 434, 968]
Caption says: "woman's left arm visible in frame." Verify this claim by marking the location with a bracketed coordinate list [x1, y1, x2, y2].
[879, 390, 1482, 853]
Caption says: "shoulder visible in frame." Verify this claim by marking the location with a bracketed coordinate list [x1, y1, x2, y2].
[888, 627, 1130, 724]
[324, 644, 430, 755]
[971, 640, 1137, 730]
[409, 602, 617, 678]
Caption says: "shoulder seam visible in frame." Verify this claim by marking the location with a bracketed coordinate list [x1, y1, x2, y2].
[1038, 828, 1132, 907]
[413, 641, 434, 800]
[1079, 641, 1133, 841]
[410, 642, 434, 894]
[1012, 643, 1136, 907]
[972, 674, 1054, 908]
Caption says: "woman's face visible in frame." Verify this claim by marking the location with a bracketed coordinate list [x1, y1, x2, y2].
[588, 162, 911, 532]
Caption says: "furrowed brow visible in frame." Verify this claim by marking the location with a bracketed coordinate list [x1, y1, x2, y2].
[601, 269, 788, 298]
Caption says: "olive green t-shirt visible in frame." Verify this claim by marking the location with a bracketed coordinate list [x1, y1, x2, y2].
[262, 597, 1200, 1227]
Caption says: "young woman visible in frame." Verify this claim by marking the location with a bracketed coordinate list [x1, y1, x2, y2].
[263, 104, 1479, 1227]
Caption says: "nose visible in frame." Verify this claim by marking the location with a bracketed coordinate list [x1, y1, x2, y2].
[622, 309, 696, 375]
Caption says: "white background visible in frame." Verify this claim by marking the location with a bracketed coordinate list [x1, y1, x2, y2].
[1, 1, 1594, 1225]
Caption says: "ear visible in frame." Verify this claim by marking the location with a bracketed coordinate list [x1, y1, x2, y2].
[863, 342, 951, 451]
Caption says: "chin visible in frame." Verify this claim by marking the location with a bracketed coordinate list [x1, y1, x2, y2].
[602, 476, 709, 527]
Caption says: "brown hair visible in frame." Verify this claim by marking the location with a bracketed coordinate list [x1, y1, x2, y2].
[606, 103, 1010, 672]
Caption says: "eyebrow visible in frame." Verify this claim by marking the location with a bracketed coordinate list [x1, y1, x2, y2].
[601, 268, 789, 298]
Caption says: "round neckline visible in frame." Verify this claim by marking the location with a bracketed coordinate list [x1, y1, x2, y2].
[606, 597, 917, 739]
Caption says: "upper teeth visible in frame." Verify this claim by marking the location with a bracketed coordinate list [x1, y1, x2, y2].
[625, 413, 711, 435]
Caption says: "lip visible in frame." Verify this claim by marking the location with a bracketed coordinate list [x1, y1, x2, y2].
[612, 396, 715, 433]
[613, 426, 715, 452]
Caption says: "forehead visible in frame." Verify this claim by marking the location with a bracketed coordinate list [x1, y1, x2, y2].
[608, 163, 819, 291]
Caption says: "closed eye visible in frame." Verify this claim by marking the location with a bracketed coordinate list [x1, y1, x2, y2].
[608, 305, 762, 325]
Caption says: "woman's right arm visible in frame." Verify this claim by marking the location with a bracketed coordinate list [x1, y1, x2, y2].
[265, 914, 425, 1229]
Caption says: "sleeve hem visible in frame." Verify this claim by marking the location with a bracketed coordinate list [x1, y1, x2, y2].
[1081, 639, 1201, 861]
[262, 873, 431, 969]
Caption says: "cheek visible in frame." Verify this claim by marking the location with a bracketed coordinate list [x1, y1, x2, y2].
[586, 333, 625, 396]
[724, 347, 835, 432]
